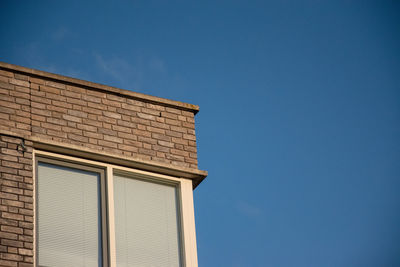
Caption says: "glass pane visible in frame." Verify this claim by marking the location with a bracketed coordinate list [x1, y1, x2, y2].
[114, 174, 182, 267]
[38, 162, 102, 267]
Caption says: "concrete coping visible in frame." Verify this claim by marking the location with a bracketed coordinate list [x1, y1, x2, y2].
[0, 129, 208, 188]
[0, 61, 200, 114]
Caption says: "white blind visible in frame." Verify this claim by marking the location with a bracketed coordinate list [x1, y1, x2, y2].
[114, 174, 182, 267]
[38, 162, 102, 267]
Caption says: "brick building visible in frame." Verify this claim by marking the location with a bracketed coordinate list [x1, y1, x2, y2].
[0, 62, 207, 266]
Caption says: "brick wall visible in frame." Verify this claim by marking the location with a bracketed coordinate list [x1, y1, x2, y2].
[0, 135, 33, 267]
[0, 67, 198, 169]
[0, 63, 204, 266]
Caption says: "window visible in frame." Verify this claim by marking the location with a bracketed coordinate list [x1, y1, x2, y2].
[35, 151, 197, 267]
[37, 160, 107, 267]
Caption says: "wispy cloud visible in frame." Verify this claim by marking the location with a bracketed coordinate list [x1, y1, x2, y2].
[93, 53, 169, 91]
[236, 201, 264, 218]
[18, 41, 89, 81]
[149, 56, 167, 74]
[52, 26, 69, 41]
[22, 42, 59, 73]
[94, 53, 143, 89]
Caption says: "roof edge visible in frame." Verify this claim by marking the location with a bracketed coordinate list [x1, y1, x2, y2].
[0, 61, 200, 114]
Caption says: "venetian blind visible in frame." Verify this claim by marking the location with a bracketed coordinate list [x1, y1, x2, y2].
[113, 174, 182, 267]
[37, 162, 102, 267]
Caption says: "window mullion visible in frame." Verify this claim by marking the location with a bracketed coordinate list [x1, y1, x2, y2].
[107, 166, 117, 267]
[180, 178, 198, 267]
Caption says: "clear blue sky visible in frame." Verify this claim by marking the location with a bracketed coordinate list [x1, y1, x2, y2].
[1, 1, 399, 266]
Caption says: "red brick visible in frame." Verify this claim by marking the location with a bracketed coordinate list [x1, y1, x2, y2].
[137, 112, 155, 121]
[83, 131, 102, 139]
[166, 130, 183, 138]
[82, 94, 101, 103]
[10, 91, 29, 100]
[3, 173, 24, 182]
[102, 111, 121, 119]
[1, 186, 23, 195]
[1, 225, 23, 234]
[67, 85, 86, 94]
[170, 125, 187, 133]
[98, 128, 117, 136]
[98, 140, 118, 149]
[2, 212, 24, 221]
[7, 247, 17, 254]
[62, 114, 82, 123]
[82, 106, 102, 115]
[67, 133, 88, 143]
[172, 137, 189, 145]
[138, 148, 156, 156]
[15, 98, 31, 108]
[165, 107, 182, 115]
[14, 74, 29, 81]
[63, 90, 81, 99]
[0, 70, 14, 77]
[117, 120, 135, 128]
[161, 111, 178, 119]
[152, 145, 170, 153]
[165, 118, 181, 126]
[158, 140, 174, 148]
[18, 235, 32, 242]
[124, 139, 143, 147]
[118, 144, 139, 153]
[121, 103, 141, 112]
[9, 78, 29, 87]
[46, 117, 67, 126]
[31, 108, 50, 117]
[46, 92, 65, 102]
[112, 124, 131, 133]
[0, 259, 18, 266]
[52, 100, 72, 109]
[98, 115, 117, 124]
[30, 77, 44, 84]
[166, 154, 185, 162]
[45, 80, 65, 89]
[151, 133, 171, 142]
[133, 129, 151, 138]
[77, 124, 97, 132]
[0, 82, 14, 91]
[30, 82, 39, 89]
[23, 229, 32, 236]
[132, 117, 151, 126]
[0, 154, 18, 162]
[22, 257, 33, 264]
[147, 126, 165, 134]
[183, 133, 196, 141]
[103, 135, 123, 144]
[1, 199, 24, 208]
[17, 248, 32, 256]
[106, 94, 125, 102]
[118, 132, 137, 140]
[177, 115, 187, 121]
[141, 107, 162, 116]
[0, 192, 18, 201]
[18, 195, 32, 203]
[0, 94, 15, 102]
[182, 110, 195, 117]
[18, 222, 32, 229]
[68, 109, 88, 118]
[0, 232, 18, 240]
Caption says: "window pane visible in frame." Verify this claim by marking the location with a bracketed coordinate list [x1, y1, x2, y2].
[38, 162, 102, 267]
[114, 174, 182, 267]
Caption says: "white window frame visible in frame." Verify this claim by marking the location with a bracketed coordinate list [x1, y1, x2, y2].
[33, 150, 198, 267]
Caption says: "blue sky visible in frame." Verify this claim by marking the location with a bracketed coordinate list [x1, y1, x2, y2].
[1, 1, 399, 266]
